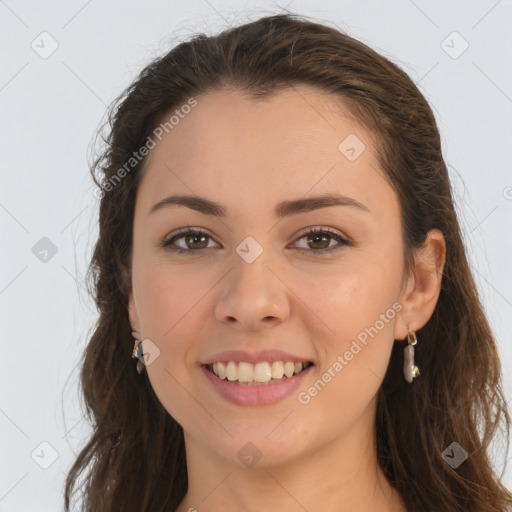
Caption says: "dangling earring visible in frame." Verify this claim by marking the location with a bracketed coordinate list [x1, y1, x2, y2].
[131, 331, 145, 374]
[403, 328, 420, 383]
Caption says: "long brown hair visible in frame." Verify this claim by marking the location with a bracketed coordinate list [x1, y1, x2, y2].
[64, 12, 512, 512]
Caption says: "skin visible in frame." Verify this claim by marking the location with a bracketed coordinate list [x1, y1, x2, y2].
[128, 84, 446, 512]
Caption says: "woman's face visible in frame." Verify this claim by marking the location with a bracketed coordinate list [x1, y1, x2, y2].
[128, 85, 409, 468]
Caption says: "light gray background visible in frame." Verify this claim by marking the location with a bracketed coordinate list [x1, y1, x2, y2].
[1, 1, 511, 510]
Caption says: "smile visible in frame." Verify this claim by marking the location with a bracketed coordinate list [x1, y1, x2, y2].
[201, 361, 315, 406]
[206, 360, 313, 384]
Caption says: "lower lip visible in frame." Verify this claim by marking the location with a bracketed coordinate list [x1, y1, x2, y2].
[201, 364, 314, 406]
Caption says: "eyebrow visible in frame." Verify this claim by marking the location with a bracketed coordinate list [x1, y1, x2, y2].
[148, 193, 370, 218]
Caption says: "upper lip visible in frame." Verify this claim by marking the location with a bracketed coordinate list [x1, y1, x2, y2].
[201, 349, 314, 365]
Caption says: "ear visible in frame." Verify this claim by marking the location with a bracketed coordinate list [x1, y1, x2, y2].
[128, 288, 142, 339]
[394, 228, 446, 341]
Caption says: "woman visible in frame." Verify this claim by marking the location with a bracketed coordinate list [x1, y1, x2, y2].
[64, 12, 512, 512]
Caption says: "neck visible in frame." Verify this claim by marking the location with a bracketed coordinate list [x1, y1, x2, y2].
[175, 402, 407, 512]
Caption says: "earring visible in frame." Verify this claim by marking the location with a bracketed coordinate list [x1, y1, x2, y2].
[403, 329, 420, 383]
[131, 331, 145, 374]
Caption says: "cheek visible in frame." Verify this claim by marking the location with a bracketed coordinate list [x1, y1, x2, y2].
[132, 262, 201, 413]
[290, 271, 399, 442]
[294, 249, 402, 344]
[135, 258, 207, 337]
[292, 246, 402, 395]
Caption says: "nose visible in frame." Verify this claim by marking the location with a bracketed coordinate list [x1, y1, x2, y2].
[214, 254, 290, 331]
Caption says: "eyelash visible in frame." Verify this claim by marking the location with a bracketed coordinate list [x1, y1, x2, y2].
[161, 227, 352, 256]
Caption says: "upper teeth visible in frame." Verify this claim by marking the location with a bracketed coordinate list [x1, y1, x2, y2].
[210, 361, 311, 383]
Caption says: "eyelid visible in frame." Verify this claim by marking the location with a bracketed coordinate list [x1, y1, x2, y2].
[163, 227, 220, 246]
[293, 225, 347, 239]
[290, 226, 351, 253]
[165, 226, 215, 239]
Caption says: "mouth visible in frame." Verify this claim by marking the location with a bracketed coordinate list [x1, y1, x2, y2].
[201, 360, 315, 406]
[202, 360, 314, 386]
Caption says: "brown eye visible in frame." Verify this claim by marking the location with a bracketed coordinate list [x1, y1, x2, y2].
[182, 232, 209, 249]
[162, 229, 217, 254]
[293, 228, 351, 255]
[161, 227, 351, 256]
[305, 232, 331, 250]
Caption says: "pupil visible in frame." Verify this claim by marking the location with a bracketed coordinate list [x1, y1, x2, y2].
[188, 234, 207, 248]
[309, 233, 328, 249]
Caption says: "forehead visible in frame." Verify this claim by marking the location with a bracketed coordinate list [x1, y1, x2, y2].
[135, 85, 393, 220]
